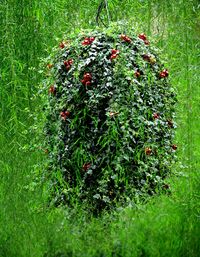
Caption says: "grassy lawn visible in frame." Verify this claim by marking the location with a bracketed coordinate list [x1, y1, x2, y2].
[0, 0, 199, 256]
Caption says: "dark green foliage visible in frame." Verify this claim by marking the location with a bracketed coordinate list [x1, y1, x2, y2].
[0, 0, 200, 256]
[42, 23, 177, 212]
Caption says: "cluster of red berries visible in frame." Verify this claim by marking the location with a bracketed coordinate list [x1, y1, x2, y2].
[64, 59, 73, 71]
[82, 37, 95, 46]
[110, 49, 119, 60]
[138, 33, 150, 45]
[120, 34, 132, 43]
[159, 69, 169, 78]
[81, 73, 92, 86]
[60, 111, 70, 120]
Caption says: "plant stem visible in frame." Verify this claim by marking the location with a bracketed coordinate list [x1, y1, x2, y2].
[105, 0, 111, 26]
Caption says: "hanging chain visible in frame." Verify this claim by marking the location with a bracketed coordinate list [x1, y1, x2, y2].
[96, 0, 111, 27]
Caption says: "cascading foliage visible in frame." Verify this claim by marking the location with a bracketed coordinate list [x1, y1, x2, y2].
[42, 23, 177, 212]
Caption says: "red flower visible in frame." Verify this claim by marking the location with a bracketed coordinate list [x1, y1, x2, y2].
[49, 85, 56, 95]
[134, 71, 141, 78]
[82, 37, 95, 45]
[159, 69, 169, 78]
[120, 34, 132, 43]
[59, 42, 66, 49]
[145, 147, 152, 155]
[153, 113, 159, 119]
[138, 33, 147, 41]
[172, 144, 177, 150]
[83, 163, 91, 171]
[60, 111, 70, 120]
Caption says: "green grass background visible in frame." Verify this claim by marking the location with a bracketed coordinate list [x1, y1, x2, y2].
[0, 0, 199, 256]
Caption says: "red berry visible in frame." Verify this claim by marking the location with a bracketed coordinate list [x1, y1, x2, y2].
[172, 144, 177, 150]
[164, 69, 169, 76]
[144, 40, 150, 45]
[59, 42, 65, 49]
[64, 59, 73, 70]
[89, 37, 95, 42]
[159, 69, 169, 78]
[111, 49, 119, 55]
[135, 71, 141, 78]
[84, 73, 92, 81]
[82, 37, 95, 45]
[167, 119, 173, 127]
[125, 36, 132, 43]
[47, 63, 53, 69]
[68, 59, 73, 65]
[82, 39, 90, 45]
[83, 163, 91, 171]
[143, 54, 150, 61]
[49, 85, 56, 95]
[60, 111, 70, 120]
[153, 113, 159, 119]
[110, 54, 118, 60]
[163, 184, 170, 190]
[145, 147, 152, 155]
[60, 111, 66, 119]
[159, 72, 165, 78]
[138, 33, 147, 41]
[120, 34, 131, 43]
[85, 81, 91, 86]
[65, 111, 70, 117]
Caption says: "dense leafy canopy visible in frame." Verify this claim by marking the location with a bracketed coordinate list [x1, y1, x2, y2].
[42, 23, 177, 213]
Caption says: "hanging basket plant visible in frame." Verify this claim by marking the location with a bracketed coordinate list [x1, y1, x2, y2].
[40, 20, 177, 212]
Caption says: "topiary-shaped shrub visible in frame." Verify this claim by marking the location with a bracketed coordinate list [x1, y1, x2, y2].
[42, 23, 177, 213]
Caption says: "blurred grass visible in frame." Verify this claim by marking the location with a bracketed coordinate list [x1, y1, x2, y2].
[0, 0, 200, 256]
